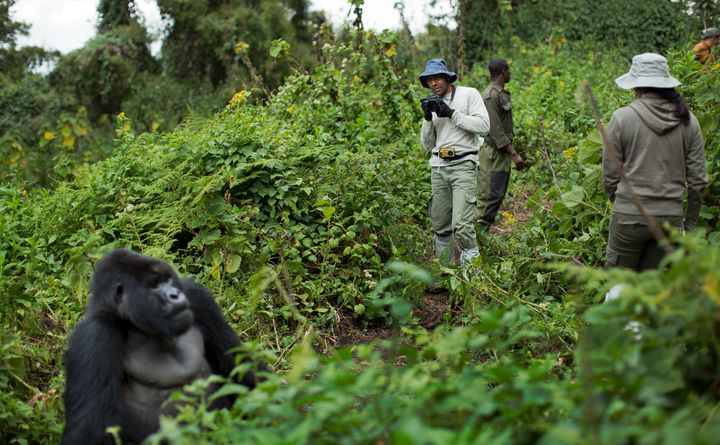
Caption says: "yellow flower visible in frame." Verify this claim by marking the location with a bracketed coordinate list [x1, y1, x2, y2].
[122, 122, 131, 132]
[385, 44, 396, 57]
[287, 104, 296, 113]
[532, 66, 540, 75]
[228, 90, 248, 107]
[500, 211, 517, 227]
[43, 131, 55, 140]
[151, 121, 160, 132]
[563, 146, 576, 160]
[63, 136, 75, 149]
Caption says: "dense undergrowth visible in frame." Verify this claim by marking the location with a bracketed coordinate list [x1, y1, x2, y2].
[2, 32, 720, 444]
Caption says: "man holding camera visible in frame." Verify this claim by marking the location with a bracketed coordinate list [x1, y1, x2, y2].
[419, 59, 490, 267]
[476, 59, 524, 229]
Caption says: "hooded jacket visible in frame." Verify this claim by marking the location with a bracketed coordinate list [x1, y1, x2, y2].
[603, 95, 707, 229]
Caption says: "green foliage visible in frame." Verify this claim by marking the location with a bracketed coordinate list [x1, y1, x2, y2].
[149, 236, 720, 444]
[2, 31, 426, 329]
[3, 14, 720, 444]
[157, 0, 321, 88]
[462, 0, 695, 70]
[0, 328, 64, 444]
[666, 50, 720, 236]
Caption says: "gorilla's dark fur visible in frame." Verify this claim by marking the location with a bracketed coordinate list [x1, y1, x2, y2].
[61, 249, 261, 444]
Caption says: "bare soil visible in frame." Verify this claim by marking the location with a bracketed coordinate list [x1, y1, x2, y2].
[321, 187, 536, 350]
[323, 290, 451, 351]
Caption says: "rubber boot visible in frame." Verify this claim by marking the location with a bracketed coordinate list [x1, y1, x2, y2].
[460, 246, 479, 267]
[434, 233, 454, 266]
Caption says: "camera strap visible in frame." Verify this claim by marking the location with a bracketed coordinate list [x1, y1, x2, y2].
[445, 85, 457, 104]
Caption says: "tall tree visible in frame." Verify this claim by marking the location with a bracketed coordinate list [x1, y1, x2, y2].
[0, 0, 27, 46]
[461, 0, 693, 63]
[50, 0, 156, 116]
[689, 0, 720, 28]
[97, 0, 138, 31]
[0, 0, 52, 78]
[157, 0, 321, 88]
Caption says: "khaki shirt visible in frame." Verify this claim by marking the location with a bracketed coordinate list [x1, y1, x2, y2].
[693, 40, 716, 65]
[482, 82, 513, 150]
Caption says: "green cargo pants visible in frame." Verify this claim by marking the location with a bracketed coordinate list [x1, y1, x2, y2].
[605, 212, 683, 271]
[475, 143, 512, 224]
[429, 161, 479, 265]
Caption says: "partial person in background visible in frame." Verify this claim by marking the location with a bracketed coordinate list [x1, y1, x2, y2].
[476, 59, 524, 230]
[693, 27, 720, 66]
[603, 53, 707, 271]
[419, 59, 490, 267]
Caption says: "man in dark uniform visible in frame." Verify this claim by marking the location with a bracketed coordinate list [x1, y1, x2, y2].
[476, 59, 524, 229]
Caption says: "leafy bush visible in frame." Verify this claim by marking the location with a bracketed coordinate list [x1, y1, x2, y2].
[149, 235, 720, 444]
[2, 28, 720, 445]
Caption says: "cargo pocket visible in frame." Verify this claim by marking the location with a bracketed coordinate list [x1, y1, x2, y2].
[605, 250, 619, 269]
[464, 193, 477, 223]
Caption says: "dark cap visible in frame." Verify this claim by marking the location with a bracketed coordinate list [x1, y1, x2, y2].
[702, 27, 720, 39]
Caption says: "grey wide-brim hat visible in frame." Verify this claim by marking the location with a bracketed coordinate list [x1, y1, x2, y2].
[702, 27, 720, 39]
[419, 59, 457, 88]
[615, 53, 680, 90]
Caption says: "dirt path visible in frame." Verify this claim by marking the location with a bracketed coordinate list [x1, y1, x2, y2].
[323, 291, 451, 351]
[321, 187, 536, 350]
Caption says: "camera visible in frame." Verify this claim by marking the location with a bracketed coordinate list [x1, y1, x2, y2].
[420, 95, 443, 112]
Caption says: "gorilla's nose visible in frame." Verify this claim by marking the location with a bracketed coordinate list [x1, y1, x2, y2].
[157, 281, 189, 312]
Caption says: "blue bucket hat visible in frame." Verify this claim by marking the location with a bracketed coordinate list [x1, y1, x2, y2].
[419, 59, 457, 88]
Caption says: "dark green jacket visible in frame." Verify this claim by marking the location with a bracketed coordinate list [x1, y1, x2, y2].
[604, 96, 707, 229]
[482, 82, 513, 150]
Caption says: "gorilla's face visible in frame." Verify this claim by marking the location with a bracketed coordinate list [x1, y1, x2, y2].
[117, 272, 194, 339]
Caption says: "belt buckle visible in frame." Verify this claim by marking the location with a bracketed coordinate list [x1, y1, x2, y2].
[439, 147, 455, 159]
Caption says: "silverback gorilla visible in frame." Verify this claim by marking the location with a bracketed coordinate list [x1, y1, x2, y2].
[61, 249, 262, 444]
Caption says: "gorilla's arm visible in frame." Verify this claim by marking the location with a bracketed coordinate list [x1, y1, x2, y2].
[182, 279, 264, 390]
[61, 314, 125, 445]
